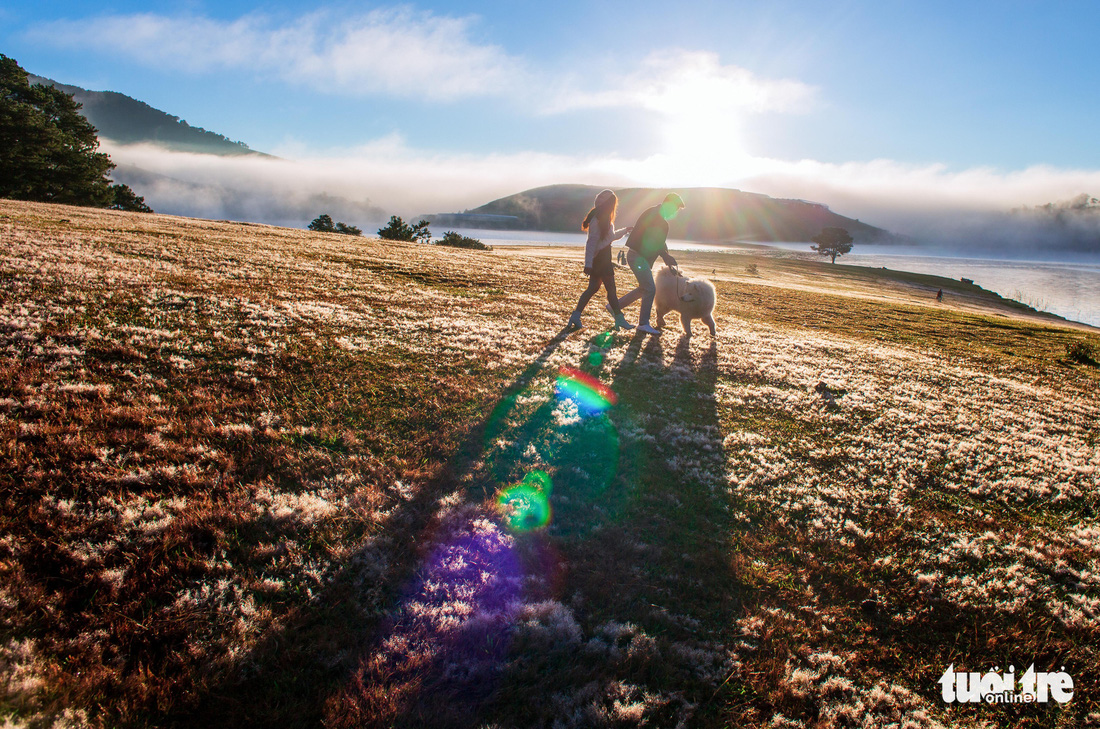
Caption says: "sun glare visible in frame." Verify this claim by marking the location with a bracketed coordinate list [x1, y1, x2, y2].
[618, 55, 787, 187]
[642, 106, 760, 187]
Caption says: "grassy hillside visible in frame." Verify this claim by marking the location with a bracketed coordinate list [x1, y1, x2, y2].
[28, 75, 265, 157]
[1, 200, 1098, 728]
[451, 184, 893, 243]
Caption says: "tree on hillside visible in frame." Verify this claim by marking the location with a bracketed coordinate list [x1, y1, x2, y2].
[109, 182, 152, 213]
[0, 54, 151, 212]
[378, 215, 431, 243]
[308, 213, 362, 236]
[811, 227, 854, 264]
[437, 231, 491, 250]
[335, 222, 362, 236]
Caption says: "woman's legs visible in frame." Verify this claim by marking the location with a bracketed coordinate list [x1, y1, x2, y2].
[574, 275, 603, 313]
[603, 273, 634, 328]
[570, 272, 634, 330]
[569, 275, 603, 327]
[603, 273, 621, 315]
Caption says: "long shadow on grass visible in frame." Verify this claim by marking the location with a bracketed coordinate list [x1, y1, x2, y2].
[181, 326, 755, 728]
[347, 328, 753, 728]
[175, 331, 573, 728]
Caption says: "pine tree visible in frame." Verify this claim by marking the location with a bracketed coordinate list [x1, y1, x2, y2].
[308, 214, 336, 233]
[0, 54, 150, 211]
[377, 215, 430, 243]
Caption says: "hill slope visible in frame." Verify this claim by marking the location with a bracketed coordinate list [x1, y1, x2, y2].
[1, 199, 1097, 728]
[28, 74, 266, 156]
[437, 184, 894, 243]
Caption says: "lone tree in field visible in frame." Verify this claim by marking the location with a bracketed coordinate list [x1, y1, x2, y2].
[378, 215, 431, 243]
[811, 226, 854, 264]
[309, 214, 362, 236]
[0, 54, 151, 212]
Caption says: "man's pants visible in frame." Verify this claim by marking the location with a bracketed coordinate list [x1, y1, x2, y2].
[617, 249, 656, 326]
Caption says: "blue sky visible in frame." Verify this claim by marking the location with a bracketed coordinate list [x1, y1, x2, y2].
[5, 0, 1100, 227]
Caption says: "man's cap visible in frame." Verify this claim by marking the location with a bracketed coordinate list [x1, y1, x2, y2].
[664, 192, 685, 209]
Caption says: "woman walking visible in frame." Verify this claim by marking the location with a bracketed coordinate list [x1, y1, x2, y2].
[567, 189, 634, 330]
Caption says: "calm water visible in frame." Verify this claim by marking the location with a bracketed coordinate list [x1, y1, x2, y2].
[769, 243, 1100, 328]
[440, 229, 1100, 328]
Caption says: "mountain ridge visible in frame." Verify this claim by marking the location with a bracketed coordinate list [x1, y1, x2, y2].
[27, 74, 269, 157]
[428, 184, 897, 244]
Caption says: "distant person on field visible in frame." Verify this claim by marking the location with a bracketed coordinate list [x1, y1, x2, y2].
[567, 189, 634, 331]
[612, 192, 684, 335]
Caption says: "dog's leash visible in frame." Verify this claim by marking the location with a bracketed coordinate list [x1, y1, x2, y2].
[673, 268, 691, 300]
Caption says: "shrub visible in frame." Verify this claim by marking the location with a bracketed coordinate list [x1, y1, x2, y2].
[437, 231, 491, 251]
[1066, 340, 1097, 366]
[378, 215, 430, 243]
[309, 214, 361, 236]
[334, 222, 362, 236]
[746, 262, 758, 276]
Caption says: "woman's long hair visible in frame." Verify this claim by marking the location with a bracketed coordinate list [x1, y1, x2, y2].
[582, 193, 617, 238]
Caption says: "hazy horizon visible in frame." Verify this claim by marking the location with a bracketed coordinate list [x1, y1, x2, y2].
[101, 139, 1100, 257]
[6, 1, 1100, 254]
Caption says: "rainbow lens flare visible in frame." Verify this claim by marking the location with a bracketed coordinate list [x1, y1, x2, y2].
[496, 470, 553, 532]
[555, 366, 617, 417]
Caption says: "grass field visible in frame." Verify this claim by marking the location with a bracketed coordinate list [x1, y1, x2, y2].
[2, 200, 1099, 728]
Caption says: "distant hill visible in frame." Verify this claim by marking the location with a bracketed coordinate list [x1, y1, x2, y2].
[429, 185, 894, 244]
[28, 75, 267, 157]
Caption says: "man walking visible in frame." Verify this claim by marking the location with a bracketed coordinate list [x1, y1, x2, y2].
[612, 192, 684, 335]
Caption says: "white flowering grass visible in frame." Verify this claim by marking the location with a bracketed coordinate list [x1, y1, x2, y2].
[2, 200, 1098, 728]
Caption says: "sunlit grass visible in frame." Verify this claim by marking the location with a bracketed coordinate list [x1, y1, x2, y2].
[1, 200, 1098, 728]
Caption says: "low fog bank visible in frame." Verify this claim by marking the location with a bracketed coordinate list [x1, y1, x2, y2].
[745, 168, 1100, 259]
[904, 210, 1100, 260]
[111, 164, 386, 230]
[104, 141, 620, 232]
[106, 142, 1100, 260]
[837, 204, 1100, 261]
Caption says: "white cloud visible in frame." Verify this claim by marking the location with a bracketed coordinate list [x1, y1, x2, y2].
[549, 50, 817, 117]
[31, 10, 813, 118]
[31, 8, 523, 100]
[103, 138, 630, 228]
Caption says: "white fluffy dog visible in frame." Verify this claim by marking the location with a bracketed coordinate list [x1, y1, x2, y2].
[655, 266, 717, 337]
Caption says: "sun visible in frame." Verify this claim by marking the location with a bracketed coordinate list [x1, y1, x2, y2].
[643, 69, 762, 185]
[645, 107, 757, 187]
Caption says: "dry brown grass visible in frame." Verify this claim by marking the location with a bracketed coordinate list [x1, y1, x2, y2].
[2, 200, 1098, 728]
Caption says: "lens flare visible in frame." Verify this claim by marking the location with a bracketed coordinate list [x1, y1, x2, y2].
[587, 331, 615, 368]
[592, 332, 614, 348]
[520, 469, 552, 493]
[496, 471, 553, 532]
[555, 366, 617, 417]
